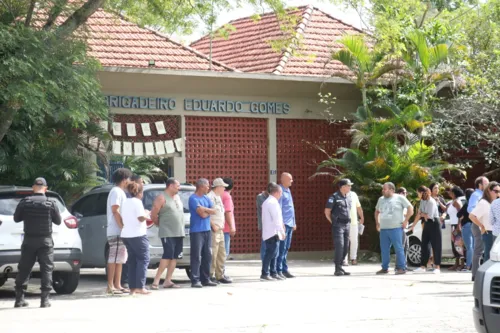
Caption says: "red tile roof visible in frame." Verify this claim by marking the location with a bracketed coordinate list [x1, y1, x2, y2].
[190, 5, 363, 77]
[36, 9, 235, 72]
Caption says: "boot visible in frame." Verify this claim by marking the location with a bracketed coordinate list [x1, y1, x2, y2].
[448, 258, 459, 271]
[14, 289, 29, 308]
[40, 291, 51, 308]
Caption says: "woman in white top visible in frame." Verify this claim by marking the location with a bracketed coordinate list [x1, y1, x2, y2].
[446, 186, 466, 270]
[121, 183, 151, 295]
[470, 181, 500, 266]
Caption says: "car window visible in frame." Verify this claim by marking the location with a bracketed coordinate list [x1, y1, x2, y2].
[71, 194, 99, 217]
[0, 193, 65, 216]
[95, 193, 109, 215]
[143, 189, 193, 213]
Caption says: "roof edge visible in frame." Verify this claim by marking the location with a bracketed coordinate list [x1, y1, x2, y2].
[272, 5, 314, 75]
[100, 66, 354, 84]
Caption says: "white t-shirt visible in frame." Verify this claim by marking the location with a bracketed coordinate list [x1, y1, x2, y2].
[471, 199, 492, 231]
[106, 186, 127, 237]
[207, 191, 225, 229]
[447, 196, 465, 225]
[121, 198, 147, 238]
[349, 191, 361, 225]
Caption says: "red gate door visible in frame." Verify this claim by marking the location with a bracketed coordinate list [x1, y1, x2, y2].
[185, 116, 268, 253]
[277, 119, 350, 252]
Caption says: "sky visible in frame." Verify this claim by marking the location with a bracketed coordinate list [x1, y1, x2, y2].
[173, 0, 364, 44]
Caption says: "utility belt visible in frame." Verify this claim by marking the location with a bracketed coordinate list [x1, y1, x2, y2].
[332, 216, 350, 224]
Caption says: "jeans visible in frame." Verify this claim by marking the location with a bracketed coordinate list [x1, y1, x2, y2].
[121, 261, 129, 285]
[277, 225, 294, 273]
[260, 240, 266, 262]
[462, 223, 474, 268]
[483, 231, 494, 262]
[261, 236, 279, 276]
[421, 220, 442, 266]
[380, 228, 406, 270]
[332, 221, 350, 268]
[190, 231, 212, 284]
[472, 223, 484, 279]
[122, 235, 150, 290]
[224, 232, 231, 258]
[15, 237, 54, 292]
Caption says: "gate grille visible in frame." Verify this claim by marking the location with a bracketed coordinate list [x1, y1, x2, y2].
[185, 116, 268, 253]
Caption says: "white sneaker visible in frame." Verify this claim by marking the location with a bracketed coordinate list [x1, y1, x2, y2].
[414, 267, 426, 273]
[433, 269, 441, 274]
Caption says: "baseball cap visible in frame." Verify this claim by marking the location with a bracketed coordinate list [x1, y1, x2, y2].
[33, 177, 47, 186]
[212, 178, 229, 188]
[338, 178, 354, 187]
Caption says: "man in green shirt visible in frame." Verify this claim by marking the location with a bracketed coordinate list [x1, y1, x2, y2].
[375, 182, 414, 275]
[150, 178, 185, 289]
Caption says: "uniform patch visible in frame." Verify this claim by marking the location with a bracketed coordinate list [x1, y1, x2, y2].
[328, 198, 334, 203]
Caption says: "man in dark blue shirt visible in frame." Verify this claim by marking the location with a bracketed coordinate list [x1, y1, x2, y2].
[325, 179, 353, 276]
[189, 178, 217, 288]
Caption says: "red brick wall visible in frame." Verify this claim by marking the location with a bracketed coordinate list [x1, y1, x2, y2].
[185, 116, 268, 253]
[277, 119, 350, 251]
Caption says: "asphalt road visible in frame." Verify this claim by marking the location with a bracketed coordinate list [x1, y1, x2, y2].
[0, 260, 476, 333]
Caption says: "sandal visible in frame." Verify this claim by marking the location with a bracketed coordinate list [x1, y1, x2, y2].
[163, 283, 180, 289]
[136, 289, 152, 295]
[106, 288, 123, 295]
[150, 284, 159, 290]
[120, 288, 130, 293]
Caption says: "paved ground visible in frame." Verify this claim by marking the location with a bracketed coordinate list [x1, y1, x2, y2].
[0, 260, 476, 333]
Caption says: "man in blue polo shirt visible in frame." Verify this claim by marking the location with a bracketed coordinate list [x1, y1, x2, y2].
[189, 178, 217, 288]
[277, 172, 296, 279]
[468, 176, 489, 281]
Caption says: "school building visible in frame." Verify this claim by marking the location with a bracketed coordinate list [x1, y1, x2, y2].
[84, 5, 364, 253]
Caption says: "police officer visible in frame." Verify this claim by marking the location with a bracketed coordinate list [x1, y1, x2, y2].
[324, 179, 353, 276]
[13, 177, 61, 308]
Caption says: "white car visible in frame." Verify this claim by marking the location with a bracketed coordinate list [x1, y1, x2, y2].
[473, 236, 500, 333]
[406, 218, 455, 267]
[0, 186, 82, 294]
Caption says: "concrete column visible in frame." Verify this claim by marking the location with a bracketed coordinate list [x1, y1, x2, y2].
[173, 115, 186, 182]
[268, 117, 277, 183]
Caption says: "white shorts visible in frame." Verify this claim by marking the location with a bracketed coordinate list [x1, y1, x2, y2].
[107, 236, 128, 264]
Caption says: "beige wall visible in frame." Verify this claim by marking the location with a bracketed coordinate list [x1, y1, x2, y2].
[98, 71, 361, 121]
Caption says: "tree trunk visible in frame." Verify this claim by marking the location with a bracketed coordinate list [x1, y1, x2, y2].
[0, 106, 17, 143]
[56, 0, 106, 38]
[44, 0, 70, 30]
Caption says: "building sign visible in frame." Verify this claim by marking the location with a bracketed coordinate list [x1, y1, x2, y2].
[105, 95, 290, 115]
[184, 99, 290, 114]
[106, 95, 176, 110]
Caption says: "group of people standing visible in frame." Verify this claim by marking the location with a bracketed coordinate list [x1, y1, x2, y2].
[105, 168, 238, 292]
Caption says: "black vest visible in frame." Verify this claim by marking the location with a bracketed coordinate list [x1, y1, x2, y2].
[20, 195, 56, 237]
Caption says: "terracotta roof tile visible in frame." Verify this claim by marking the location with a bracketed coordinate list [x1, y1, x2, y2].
[191, 5, 363, 77]
[35, 9, 235, 72]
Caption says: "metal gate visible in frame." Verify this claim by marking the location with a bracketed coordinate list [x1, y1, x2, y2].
[185, 116, 268, 253]
[277, 119, 350, 251]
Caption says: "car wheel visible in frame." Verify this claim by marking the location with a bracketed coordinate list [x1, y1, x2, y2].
[408, 238, 422, 267]
[185, 268, 192, 280]
[53, 271, 80, 294]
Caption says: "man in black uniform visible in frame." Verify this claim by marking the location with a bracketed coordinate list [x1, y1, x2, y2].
[13, 177, 61, 308]
[324, 179, 353, 276]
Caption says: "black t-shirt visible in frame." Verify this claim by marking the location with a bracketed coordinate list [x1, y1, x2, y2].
[325, 191, 351, 222]
[457, 201, 471, 226]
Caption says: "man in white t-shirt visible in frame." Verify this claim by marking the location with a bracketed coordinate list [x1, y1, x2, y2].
[106, 168, 132, 294]
[344, 191, 364, 266]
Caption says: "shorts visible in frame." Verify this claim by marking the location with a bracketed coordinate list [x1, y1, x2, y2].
[107, 236, 128, 264]
[161, 237, 183, 260]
